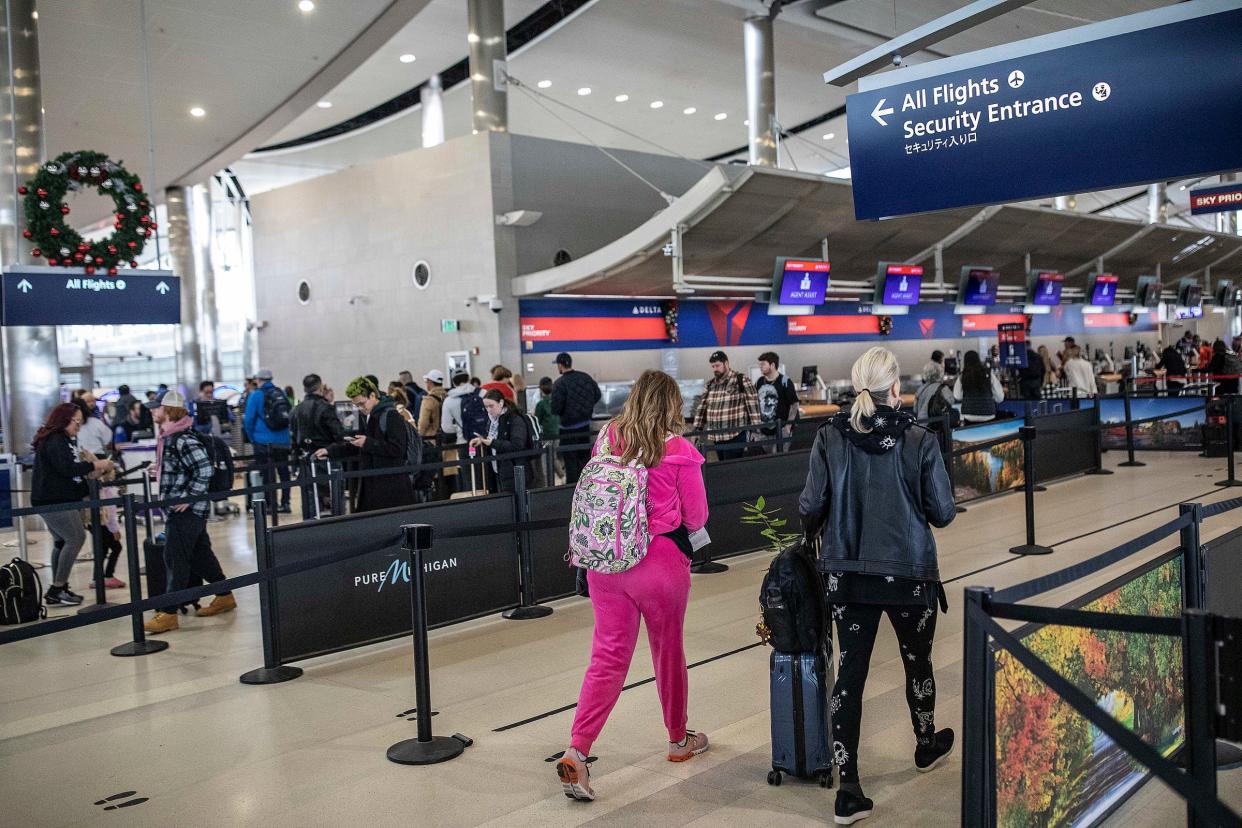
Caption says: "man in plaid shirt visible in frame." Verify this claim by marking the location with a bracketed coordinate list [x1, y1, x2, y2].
[144, 390, 236, 634]
[692, 350, 761, 460]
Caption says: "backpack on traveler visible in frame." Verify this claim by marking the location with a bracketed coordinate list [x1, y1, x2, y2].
[0, 558, 46, 624]
[925, 382, 960, 428]
[261, 385, 291, 431]
[172, 431, 235, 494]
[378, 407, 425, 479]
[459, 392, 490, 441]
[568, 429, 649, 574]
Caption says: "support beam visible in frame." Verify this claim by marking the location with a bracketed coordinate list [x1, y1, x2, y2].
[1066, 224, 1156, 278]
[744, 15, 777, 167]
[1147, 182, 1167, 224]
[905, 205, 1003, 266]
[468, 0, 508, 134]
[165, 186, 203, 393]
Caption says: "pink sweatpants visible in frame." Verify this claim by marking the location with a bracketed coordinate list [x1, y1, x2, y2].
[570, 538, 691, 755]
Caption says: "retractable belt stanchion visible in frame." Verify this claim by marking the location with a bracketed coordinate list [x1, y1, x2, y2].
[299, 457, 315, 520]
[329, 460, 345, 516]
[110, 493, 168, 657]
[1183, 609, 1220, 828]
[387, 523, 473, 765]
[1118, 388, 1146, 468]
[1009, 426, 1053, 556]
[691, 540, 729, 574]
[961, 586, 994, 826]
[140, 470, 155, 541]
[78, 480, 116, 613]
[503, 465, 552, 620]
[1084, 400, 1113, 475]
[239, 494, 303, 685]
[1216, 395, 1240, 487]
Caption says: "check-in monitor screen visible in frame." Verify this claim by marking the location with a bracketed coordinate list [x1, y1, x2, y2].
[874, 263, 923, 305]
[1029, 270, 1064, 306]
[959, 267, 998, 306]
[773, 258, 830, 305]
[1090, 273, 1119, 306]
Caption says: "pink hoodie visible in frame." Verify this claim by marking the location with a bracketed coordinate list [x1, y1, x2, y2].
[597, 426, 708, 537]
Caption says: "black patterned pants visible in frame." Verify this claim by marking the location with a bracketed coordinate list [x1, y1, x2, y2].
[830, 602, 939, 783]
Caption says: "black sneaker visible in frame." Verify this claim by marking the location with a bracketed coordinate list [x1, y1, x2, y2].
[915, 728, 955, 773]
[834, 790, 873, 825]
[45, 586, 83, 606]
[278, 505, 292, 514]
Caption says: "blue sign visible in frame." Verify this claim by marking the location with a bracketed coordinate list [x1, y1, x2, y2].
[2, 268, 180, 325]
[1189, 182, 1242, 215]
[845, 6, 1242, 219]
[998, 322, 1028, 369]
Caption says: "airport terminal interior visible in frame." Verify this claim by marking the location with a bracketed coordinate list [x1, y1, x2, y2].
[1, 1, 1241, 826]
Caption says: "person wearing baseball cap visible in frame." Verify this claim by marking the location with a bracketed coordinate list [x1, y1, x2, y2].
[243, 368, 293, 513]
[692, 350, 761, 461]
[417, 369, 447, 438]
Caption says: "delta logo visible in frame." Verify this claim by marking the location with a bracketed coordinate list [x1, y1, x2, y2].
[919, 319, 936, 338]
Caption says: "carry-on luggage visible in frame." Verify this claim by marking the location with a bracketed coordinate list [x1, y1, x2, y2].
[450, 448, 489, 500]
[768, 649, 833, 788]
[143, 537, 202, 613]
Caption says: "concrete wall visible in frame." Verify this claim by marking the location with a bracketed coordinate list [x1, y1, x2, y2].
[251, 133, 504, 392]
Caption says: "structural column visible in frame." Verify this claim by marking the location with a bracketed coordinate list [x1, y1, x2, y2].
[467, 0, 507, 134]
[164, 186, 203, 392]
[1217, 173, 1238, 236]
[421, 74, 445, 148]
[743, 14, 777, 167]
[1147, 182, 1166, 224]
[0, 0, 60, 454]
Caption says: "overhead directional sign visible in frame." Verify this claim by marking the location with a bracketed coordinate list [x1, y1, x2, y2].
[1189, 182, 1242, 216]
[844, 2, 1242, 220]
[2, 267, 180, 325]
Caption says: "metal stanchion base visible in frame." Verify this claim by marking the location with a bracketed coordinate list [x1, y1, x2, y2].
[77, 602, 119, 614]
[110, 639, 169, 657]
[387, 733, 471, 765]
[691, 561, 729, 574]
[1215, 479, 1242, 487]
[955, 505, 967, 514]
[503, 605, 553, 620]
[1118, 460, 1147, 467]
[1009, 544, 1054, 556]
[1084, 468, 1114, 475]
[1217, 740, 1242, 770]
[239, 665, 304, 685]
[1033, 485, 1048, 493]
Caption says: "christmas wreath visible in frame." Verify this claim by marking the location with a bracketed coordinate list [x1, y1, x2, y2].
[663, 299, 679, 343]
[20, 150, 155, 276]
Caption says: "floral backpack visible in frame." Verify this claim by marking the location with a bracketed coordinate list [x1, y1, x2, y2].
[568, 428, 650, 574]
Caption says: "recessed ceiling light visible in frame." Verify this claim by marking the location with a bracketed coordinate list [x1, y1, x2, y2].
[298, 0, 314, 12]
[650, 100, 664, 109]
[189, 106, 206, 118]
[399, 53, 416, 63]
[683, 107, 696, 115]
[317, 100, 333, 109]
[614, 94, 629, 103]
[577, 87, 592, 96]
[713, 112, 727, 121]
[822, 132, 835, 140]
[1179, 184, 1187, 190]
[537, 79, 552, 88]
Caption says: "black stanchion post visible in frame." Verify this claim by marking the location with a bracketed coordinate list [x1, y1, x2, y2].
[239, 495, 303, 685]
[387, 523, 472, 765]
[1084, 399, 1113, 475]
[1118, 387, 1146, 467]
[78, 480, 116, 613]
[1216, 395, 1240, 487]
[1183, 609, 1219, 828]
[329, 460, 345, 516]
[300, 457, 315, 520]
[691, 532, 729, 574]
[942, 411, 966, 515]
[110, 493, 169, 657]
[503, 465, 552, 620]
[140, 470, 155, 540]
[1009, 426, 1052, 556]
[962, 587, 994, 828]
[544, 441, 556, 488]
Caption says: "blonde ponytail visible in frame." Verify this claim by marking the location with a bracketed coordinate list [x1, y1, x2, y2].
[849, 347, 901, 433]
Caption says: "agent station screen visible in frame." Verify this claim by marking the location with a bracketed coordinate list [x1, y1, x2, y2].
[958, 267, 999, 306]
[874, 263, 923, 306]
[772, 258, 830, 305]
[1028, 270, 1064, 306]
[1089, 273, 1119, 306]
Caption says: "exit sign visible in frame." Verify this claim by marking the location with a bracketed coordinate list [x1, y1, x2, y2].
[441, 319, 460, 333]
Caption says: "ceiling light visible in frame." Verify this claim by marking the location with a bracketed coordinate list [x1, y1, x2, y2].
[683, 107, 696, 115]
[614, 94, 629, 102]
[650, 100, 664, 109]
[713, 112, 727, 121]
[1179, 184, 1186, 190]
[189, 106, 206, 118]
[743, 119, 750, 126]
[298, 0, 314, 12]
[822, 132, 835, 140]
[577, 87, 592, 96]
[399, 53, 416, 63]
[537, 79, 552, 88]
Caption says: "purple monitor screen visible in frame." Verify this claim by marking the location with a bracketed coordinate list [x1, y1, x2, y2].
[879, 264, 923, 305]
[774, 259, 830, 305]
[1090, 273, 1118, 306]
[1031, 271, 1064, 306]
[960, 268, 998, 306]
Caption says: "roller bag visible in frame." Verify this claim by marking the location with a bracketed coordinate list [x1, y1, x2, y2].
[143, 537, 202, 614]
[768, 649, 834, 788]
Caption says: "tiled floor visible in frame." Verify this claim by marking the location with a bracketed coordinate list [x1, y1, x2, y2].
[1, 451, 1240, 827]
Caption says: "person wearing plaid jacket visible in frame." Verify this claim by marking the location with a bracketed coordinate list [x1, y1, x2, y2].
[692, 351, 761, 461]
[144, 390, 236, 635]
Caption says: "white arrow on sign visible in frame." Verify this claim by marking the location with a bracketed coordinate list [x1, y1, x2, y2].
[155, 281, 170, 295]
[871, 97, 895, 126]
[16, 278, 32, 293]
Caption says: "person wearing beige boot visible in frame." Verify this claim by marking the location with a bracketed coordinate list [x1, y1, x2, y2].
[143, 391, 236, 635]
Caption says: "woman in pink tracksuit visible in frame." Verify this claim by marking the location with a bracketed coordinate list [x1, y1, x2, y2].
[557, 370, 710, 802]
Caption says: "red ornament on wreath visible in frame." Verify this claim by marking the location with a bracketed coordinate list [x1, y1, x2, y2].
[19, 150, 152, 274]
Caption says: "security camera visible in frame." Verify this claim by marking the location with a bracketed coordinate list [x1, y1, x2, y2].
[464, 298, 474, 308]
[488, 297, 505, 313]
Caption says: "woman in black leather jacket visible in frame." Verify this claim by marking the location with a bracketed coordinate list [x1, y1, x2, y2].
[799, 346, 957, 825]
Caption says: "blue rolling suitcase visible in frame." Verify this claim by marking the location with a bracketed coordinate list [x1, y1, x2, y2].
[768, 649, 834, 788]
